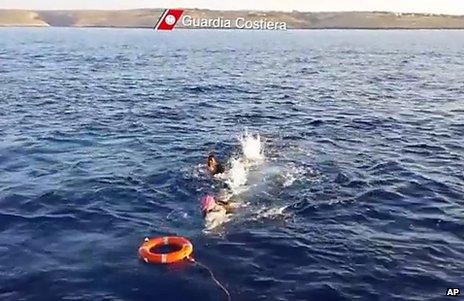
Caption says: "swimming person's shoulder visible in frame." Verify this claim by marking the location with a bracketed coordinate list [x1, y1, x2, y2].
[216, 163, 225, 174]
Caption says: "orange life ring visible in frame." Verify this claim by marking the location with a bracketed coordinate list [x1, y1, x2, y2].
[138, 236, 193, 264]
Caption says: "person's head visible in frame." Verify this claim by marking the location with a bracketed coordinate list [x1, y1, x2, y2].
[200, 195, 216, 215]
[207, 153, 220, 174]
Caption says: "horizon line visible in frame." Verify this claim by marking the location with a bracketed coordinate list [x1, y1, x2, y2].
[1, 7, 464, 16]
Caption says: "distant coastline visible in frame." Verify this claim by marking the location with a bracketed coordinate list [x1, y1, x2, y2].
[1, 9, 464, 29]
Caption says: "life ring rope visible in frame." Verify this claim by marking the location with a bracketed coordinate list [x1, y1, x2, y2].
[138, 236, 230, 301]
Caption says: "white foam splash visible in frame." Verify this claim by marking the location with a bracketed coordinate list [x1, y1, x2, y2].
[225, 158, 248, 192]
[240, 132, 264, 162]
[204, 208, 230, 231]
[203, 132, 267, 230]
[282, 173, 296, 187]
[223, 132, 264, 194]
[255, 205, 289, 219]
[281, 163, 307, 187]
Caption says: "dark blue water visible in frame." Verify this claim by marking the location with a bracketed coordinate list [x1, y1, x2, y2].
[1, 28, 463, 301]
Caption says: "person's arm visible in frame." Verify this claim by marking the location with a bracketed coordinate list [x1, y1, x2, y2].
[216, 198, 229, 206]
[224, 203, 236, 214]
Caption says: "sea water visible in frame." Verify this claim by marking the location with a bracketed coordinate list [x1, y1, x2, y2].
[0, 28, 463, 301]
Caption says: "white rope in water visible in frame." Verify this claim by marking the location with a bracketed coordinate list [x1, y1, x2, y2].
[188, 257, 231, 301]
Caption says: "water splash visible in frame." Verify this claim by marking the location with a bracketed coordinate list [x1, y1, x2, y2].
[224, 132, 264, 194]
[202, 132, 265, 230]
[254, 205, 290, 219]
[225, 158, 248, 193]
[240, 132, 264, 162]
[281, 163, 307, 187]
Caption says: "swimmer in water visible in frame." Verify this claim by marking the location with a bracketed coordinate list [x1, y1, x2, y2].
[207, 153, 225, 176]
[207, 153, 232, 192]
[201, 195, 234, 229]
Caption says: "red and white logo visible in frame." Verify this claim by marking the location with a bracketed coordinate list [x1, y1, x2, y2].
[155, 9, 184, 30]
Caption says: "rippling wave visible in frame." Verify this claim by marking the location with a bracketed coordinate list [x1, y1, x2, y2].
[0, 28, 463, 301]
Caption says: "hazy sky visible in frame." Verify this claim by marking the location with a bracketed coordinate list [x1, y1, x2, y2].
[1, 0, 464, 15]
